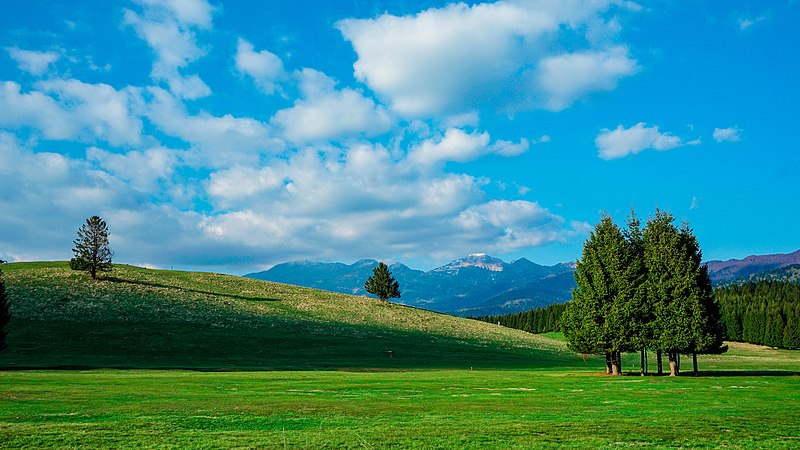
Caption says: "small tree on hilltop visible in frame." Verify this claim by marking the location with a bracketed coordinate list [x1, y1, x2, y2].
[70, 215, 113, 279]
[0, 268, 10, 352]
[364, 262, 400, 301]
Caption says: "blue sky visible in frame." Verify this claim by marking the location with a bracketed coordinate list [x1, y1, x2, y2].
[1, 0, 798, 273]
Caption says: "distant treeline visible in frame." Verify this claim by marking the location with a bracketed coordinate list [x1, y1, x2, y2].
[474, 280, 800, 349]
[716, 280, 800, 349]
[472, 303, 566, 334]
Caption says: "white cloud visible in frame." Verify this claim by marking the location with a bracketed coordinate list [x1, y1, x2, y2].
[235, 38, 284, 94]
[738, 13, 768, 30]
[0, 80, 143, 146]
[124, 0, 214, 99]
[338, 0, 637, 117]
[270, 69, 393, 143]
[596, 122, 697, 160]
[146, 87, 279, 166]
[407, 128, 529, 168]
[6, 48, 60, 75]
[534, 47, 638, 111]
[713, 127, 742, 143]
[454, 200, 588, 251]
[199, 141, 581, 264]
[87, 146, 181, 192]
[134, 0, 215, 28]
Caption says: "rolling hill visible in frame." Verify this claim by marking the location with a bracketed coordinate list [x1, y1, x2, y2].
[0, 262, 578, 370]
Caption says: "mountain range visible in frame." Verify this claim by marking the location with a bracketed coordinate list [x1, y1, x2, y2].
[246, 254, 576, 316]
[245, 249, 800, 316]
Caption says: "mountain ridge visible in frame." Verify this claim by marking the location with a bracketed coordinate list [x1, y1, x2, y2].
[246, 249, 800, 316]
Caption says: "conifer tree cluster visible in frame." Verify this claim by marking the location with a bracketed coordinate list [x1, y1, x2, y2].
[716, 280, 800, 349]
[562, 210, 725, 376]
[473, 303, 566, 334]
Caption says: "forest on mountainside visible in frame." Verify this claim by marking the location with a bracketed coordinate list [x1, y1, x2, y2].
[477, 279, 800, 350]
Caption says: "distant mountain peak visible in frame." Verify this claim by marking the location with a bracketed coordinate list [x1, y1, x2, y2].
[434, 254, 507, 272]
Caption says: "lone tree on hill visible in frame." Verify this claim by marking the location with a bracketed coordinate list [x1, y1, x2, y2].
[0, 269, 9, 352]
[70, 215, 113, 279]
[364, 262, 401, 302]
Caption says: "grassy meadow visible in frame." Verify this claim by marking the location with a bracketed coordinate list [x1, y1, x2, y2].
[1, 262, 799, 448]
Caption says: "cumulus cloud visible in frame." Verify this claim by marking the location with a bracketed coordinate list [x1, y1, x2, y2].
[338, 0, 638, 117]
[713, 127, 742, 143]
[87, 146, 181, 192]
[407, 128, 528, 168]
[6, 47, 61, 75]
[124, 0, 215, 99]
[455, 200, 587, 251]
[270, 69, 393, 143]
[0, 80, 143, 146]
[146, 87, 280, 166]
[200, 142, 582, 265]
[596, 122, 698, 160]
[534, 47, 638, 111]
[235, 38, 285, 94]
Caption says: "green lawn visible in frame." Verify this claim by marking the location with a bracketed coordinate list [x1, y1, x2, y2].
[1, 262, 798, 447]
[1, 363, 799, 448]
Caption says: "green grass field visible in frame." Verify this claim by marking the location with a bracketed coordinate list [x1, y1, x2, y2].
[1, 262, 799, 448]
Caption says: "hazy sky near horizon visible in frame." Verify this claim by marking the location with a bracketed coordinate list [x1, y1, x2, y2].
[1, 0, 798, 273]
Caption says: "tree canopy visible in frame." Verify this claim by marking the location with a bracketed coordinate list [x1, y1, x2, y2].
[70, 215, 113, 279]
[563, 209, 724, 376]
[364, 262, 401, 301]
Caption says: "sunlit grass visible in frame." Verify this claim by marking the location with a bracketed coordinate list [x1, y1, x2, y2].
[1, 262, 798, 447]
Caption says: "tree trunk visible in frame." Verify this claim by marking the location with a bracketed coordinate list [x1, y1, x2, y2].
[610, 351, 621, 375]
[668, 352, 679, 376]
[692, 352, 698, 375]
[640, 348, 646, 376]
[605, 352, 612, 374]
[657, 351, 663, 375]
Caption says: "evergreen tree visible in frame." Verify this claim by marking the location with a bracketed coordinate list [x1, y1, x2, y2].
[643, 210, 724, 376]
[563, 215, 645, 375]
[364, 262, 400, 301]
[0, 269, 9, 352]
[70, 215, 113, 279]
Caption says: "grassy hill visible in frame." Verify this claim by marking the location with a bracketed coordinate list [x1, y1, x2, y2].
[0, 262, 580, 370]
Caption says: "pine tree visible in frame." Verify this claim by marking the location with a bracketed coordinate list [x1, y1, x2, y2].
[643, 210, 725, 376]
[364, 262, 400, 301]
[0, 268, 10, 352]
[563, 215, 645, 375]
[70, 215, 114, 279]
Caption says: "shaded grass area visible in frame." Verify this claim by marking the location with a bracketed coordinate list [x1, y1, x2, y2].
[0, 369, 798, 448]
[0, 262, 578, 370]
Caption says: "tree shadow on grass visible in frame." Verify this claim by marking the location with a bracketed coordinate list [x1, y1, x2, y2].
[103, 276, 279, 303]
[621, 370, 800, 377]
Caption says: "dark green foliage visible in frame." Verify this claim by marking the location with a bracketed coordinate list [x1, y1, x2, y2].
[473, 303, 567, 334]
[562, 215, 649, 374]
[70, 215, 113, 279]
[364, 262, 400, 301]
[716, 280, 800, 349]
[0, 269, 9, 352]
[643, 211, 725, 375]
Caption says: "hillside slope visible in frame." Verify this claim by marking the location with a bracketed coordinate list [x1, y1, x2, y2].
[0, 262, 578, 370]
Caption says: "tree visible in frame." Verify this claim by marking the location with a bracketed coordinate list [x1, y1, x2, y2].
[364, 262, 400, 301]
[0, 268, 10, 352]
[643, 210, 724, 376]
[70, 215, 113, 279]
[563, 215, 646, 375]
